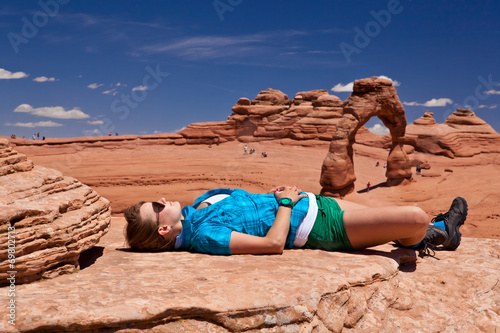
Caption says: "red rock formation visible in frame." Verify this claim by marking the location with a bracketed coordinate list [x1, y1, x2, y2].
[413, 110, 437, 125]
[177, 87, 344, 144]
[0, 139, 111, 285]
[180, 79, 412, 196]
[406, 108, 500, 158]
[320, 77, 411, 196]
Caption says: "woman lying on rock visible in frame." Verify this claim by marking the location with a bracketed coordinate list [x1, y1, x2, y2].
[123, 186, 467, 257]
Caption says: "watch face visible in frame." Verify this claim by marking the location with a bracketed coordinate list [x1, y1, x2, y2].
[281, 198, 292, 205]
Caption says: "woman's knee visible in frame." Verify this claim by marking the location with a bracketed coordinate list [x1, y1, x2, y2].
[405, 206, 429, 230]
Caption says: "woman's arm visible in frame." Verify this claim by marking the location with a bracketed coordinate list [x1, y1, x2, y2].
[196, 202, 210, 210]
[229, 186, 307, 255]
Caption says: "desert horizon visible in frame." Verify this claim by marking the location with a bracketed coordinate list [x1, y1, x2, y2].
[8, 132, 500, 241]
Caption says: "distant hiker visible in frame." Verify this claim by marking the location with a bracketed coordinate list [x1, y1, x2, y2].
[416, 165, 422, 176]
[244, 145, 248, 154]
[367, 182, 371, 192]
[376, 161, 379, 167]
[217, 137, 220, 146]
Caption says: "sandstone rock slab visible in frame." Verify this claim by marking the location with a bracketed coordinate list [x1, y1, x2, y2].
[0, 141, 111, 286]
[0, 218, 498, 332]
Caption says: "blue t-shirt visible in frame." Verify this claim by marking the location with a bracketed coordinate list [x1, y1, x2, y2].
[178, 188, 310, 255]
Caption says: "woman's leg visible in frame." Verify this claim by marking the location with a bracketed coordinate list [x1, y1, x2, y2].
[336, 199, 429, 249]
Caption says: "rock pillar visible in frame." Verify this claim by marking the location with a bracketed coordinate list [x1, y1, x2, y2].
[320, 77, 412, 197]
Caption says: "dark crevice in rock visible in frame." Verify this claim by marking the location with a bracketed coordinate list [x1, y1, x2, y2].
[78, 246, 104, 270]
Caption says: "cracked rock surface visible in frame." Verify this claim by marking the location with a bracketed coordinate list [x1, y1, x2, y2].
[1, 217, 498, 332]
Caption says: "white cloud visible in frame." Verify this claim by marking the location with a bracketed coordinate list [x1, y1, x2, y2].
[331, 82, 354, 92]
[377, 75, 400, 86]
[331, 76, 400, 92]
[132, 85, 148, 91]
[367, 123, 390, 135]
[83, 129, 102, 135]
[478, 104, 498, 109]
[310, 50, 340, 54]
[14, 104, 90, 119]
[5, 121, 63, 127]
[138, 30, 306, 60]
[422, 98, 453, 107]
[485, 90, 500, 95]
[403, 98, 453, 107]
[33, 76, 58, 82]
[0, 68, 29, 79]
[87, 120, 104, 125]
[102, 88, 118, 95]
[88, 83, 104, 89]
[115, 82, 127, 87]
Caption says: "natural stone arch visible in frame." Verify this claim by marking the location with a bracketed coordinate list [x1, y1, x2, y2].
[320, 77, 412, 197]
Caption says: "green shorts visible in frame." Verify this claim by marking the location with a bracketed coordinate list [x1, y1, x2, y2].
[303, 195, 353, 251]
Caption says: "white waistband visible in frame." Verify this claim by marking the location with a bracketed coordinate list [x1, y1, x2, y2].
[293, 192, 318, 248]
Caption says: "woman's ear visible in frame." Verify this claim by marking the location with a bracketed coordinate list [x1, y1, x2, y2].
[158, 225, 172, 237]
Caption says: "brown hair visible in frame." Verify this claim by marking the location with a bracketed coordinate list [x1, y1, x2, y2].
[123, 201, 175, 252]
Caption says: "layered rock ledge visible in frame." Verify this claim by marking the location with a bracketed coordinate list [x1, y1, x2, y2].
[405, 109, 500, 158]
[0, 139, 111, 286]
[1, 218, 498, 332]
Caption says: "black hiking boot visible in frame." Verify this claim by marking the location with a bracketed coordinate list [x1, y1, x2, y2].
[418, 225, 448, 258]
[431, 197, 468, 251]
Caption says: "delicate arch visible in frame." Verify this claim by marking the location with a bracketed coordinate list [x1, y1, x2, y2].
[320, 77, 412, 197]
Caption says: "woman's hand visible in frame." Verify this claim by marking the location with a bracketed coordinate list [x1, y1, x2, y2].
[274, 185, 308, 204]
[267, 185, 286, 194]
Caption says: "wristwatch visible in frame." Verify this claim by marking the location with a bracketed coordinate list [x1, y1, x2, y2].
[278, 197, 294, 209]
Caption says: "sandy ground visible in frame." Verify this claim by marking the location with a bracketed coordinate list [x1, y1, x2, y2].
[14, 140, 500, 239]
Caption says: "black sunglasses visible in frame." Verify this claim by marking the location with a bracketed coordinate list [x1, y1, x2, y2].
[152, 202, 166, 245]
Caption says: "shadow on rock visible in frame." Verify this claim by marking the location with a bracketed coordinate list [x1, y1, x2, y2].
[348, 246, 418, 272]
[357, 181, 387, 193]
[78, 246, 105, 270]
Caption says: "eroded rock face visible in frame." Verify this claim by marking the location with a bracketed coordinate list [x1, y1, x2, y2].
[413, 110, 437, 126]
[406, 109, 500, 158]
[0, 139, 111, 285]
[177, 87, 345, 144]
[320, 77, 411, 196]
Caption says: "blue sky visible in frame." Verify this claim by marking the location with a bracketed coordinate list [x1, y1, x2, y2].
[1, 0, 499, 139]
